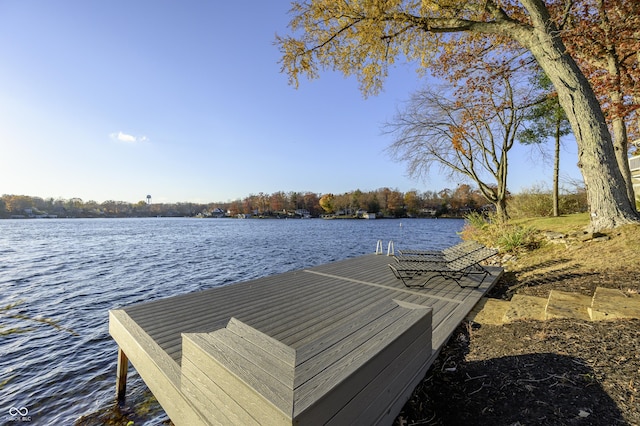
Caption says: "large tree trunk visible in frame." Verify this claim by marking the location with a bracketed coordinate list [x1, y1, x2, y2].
[599, 0, 636, 211]
[494, 197, 508, 222]
[517, 0, 639, 231]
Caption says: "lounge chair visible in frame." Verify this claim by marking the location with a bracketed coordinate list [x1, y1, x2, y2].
[389, 246, 498, 288]
[395, 240, 485, 263]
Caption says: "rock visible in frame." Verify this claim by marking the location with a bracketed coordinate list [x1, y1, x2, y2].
[545, 290, 592, 321]
[578, 232, 593, 241]
[578, 232, 607, 242]
[542, 231, 565, 240]
[589, 287, 640, 320]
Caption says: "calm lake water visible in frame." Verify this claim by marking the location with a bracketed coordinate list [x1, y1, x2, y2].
[0, 217, 464, 425]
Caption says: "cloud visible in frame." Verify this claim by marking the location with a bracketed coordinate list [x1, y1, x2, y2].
[110, 131, 149, 144]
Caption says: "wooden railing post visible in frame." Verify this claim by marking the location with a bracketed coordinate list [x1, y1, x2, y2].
[115, 347, 129, 403]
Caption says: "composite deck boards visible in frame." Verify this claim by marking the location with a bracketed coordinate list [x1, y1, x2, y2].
[110, 252, 502, 425]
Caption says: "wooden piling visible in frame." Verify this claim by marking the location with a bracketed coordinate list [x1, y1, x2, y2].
[115, 347, 128, 402]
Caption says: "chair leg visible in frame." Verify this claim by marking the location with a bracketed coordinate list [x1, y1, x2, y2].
[388, 264, 414, 287]
[457, 268, 489, 288]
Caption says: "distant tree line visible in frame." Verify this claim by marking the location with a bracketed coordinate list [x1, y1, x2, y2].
[0, 186, 486, 219]
[0, 184, 588, 219]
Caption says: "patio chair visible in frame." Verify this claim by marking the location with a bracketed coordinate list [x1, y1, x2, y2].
[389, 246, 498, 288]
[395, 240, 485, 263]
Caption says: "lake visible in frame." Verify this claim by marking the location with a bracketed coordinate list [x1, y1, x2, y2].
[0, 217, 464, 425]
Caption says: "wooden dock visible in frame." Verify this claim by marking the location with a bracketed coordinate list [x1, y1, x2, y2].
[109, 253, 502, 425]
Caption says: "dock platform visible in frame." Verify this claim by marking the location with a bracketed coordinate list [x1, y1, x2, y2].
[109, 253, 502, 425]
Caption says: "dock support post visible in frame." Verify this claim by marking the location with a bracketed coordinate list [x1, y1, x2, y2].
[116, 347, 129, 403]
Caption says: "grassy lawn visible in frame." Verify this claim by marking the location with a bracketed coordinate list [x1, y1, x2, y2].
[510, 212, 589, 232]
[463, 212, 639, 294]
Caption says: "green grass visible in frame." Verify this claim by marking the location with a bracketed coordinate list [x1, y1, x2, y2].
[509, 213, 589, 233]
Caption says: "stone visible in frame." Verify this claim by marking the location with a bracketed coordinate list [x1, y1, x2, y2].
[467, 298, 510, 325]
[543, 231, 566, 240]
[545, 290, 592, 321]
[578, 232, 607, 242]
[589, 287, 640, 320]
[503, 294, 547, 323]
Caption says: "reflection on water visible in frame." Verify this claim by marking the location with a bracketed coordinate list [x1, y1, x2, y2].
[0, 217, 463, 425]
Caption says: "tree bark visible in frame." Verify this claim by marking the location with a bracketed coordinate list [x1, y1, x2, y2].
[516, 0, 639, 231]
[553, 121, 560, 217]
[598, 0, 636, 211]
[495, 197, 509, 222]
[611, 111, 636, 207]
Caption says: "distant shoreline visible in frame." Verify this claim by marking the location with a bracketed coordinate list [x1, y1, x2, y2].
[1, 215, 467, 220]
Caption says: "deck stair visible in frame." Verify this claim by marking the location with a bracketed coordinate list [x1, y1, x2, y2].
[468, 287, 640, 325]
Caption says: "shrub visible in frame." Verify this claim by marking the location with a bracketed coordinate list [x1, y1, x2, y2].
[462, 212, 539, 253]
[508, 184, 589, 218]
[495, 224, 539, 252]
[560, 190, 589, 214]
[459, 211, 491, 244]
[508, 185, 553, 218]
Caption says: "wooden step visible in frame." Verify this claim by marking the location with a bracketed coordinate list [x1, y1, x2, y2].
[545, 290, 592, 321]
[588, 287, 640, 320]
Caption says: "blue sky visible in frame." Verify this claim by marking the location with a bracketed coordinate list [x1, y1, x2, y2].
[0, 1, 583, 204]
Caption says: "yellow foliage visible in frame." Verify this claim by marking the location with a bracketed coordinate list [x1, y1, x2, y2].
[448, 124, 468, 154]
[277, 0, 456, 96]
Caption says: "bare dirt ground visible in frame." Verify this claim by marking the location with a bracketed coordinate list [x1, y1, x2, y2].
[394, 228, 640, 426]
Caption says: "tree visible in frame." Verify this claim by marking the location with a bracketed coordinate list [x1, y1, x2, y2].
[387, 70, 527, 220]
[242, 195, 255, 215]
[228, 200, 242, 216]
[270, 191, 287, 213]
[386, 189, 405, 217]
[318, 193, 336, 214]
[302, 192, 321, 216]
[404, 190, 422, 216]
[560, 0, 640, 206]
[451, 184, 478, 211]
[376, 187, 404, 217]
[277, 0, 640, 231]
[3, 195, 32, 214]
[368, 197, 382, 214]
[519, 73, 572, 216]
[351, 189, 364, 211]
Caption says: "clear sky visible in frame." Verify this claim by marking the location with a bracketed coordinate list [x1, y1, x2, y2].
[0, 1, 583, 204]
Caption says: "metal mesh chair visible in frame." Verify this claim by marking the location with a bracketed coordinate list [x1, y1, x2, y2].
[389, 246, 498, 288]
[394, 240, 485, 263]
